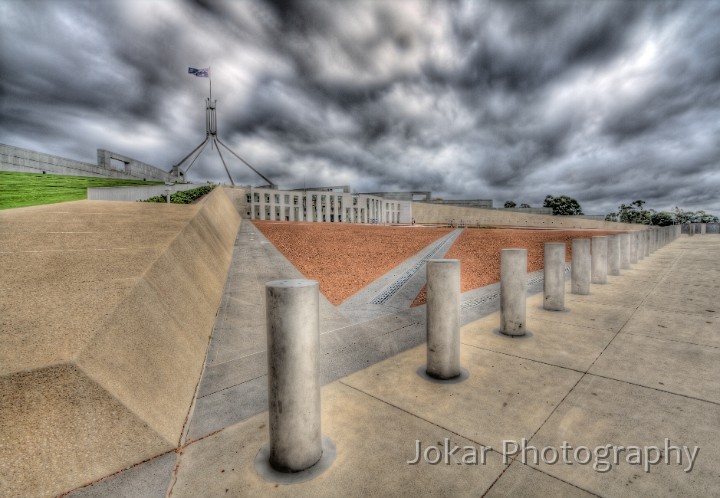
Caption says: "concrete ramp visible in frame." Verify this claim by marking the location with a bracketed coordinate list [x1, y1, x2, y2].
[0, 187, 240, 496]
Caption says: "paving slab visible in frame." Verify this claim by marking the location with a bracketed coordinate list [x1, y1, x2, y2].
[342, 344, 583, 450]
[642, 289, 719, 317]
[589, 333, 720, 403]
[529, 375, 720, 497]
[67, 451, 176, 498]
[526, 294, 637, 332]
[564, 281, 653, 308]
[619, 307, 720, 349]
[485, 461, 598, 497]
[173, 382, 508, 497]
[461, 313, 617, 372]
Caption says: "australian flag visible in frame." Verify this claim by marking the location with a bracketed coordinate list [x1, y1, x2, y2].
[188, 67, 210, 77]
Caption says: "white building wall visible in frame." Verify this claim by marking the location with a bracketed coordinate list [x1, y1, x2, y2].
[245, 187, 413, 224]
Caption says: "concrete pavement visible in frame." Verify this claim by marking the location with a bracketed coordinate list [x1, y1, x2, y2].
[163, 235, 719, 497]
[62, 233, 720, 497]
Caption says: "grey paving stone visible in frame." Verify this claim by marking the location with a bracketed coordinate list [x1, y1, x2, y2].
[67, 451, 176, 498]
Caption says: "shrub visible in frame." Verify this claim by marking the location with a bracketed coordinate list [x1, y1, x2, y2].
[142, 184, 216, 204]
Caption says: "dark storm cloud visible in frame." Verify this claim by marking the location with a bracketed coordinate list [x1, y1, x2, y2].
[1, 0, 719, 215]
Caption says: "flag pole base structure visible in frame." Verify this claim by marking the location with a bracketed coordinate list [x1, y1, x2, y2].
[254, 279, 335, 484]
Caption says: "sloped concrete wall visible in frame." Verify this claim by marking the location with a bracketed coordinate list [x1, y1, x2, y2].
[1, 143, 172, 181]
[0, 187, 241, 496]
[87, 183, 201, 201]
[77, 187, 240, 444]
[96, 149, 172, 181]
[412, 201, 639, 230]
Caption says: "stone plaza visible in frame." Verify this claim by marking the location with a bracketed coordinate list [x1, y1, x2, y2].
[1, 186, 718, 497]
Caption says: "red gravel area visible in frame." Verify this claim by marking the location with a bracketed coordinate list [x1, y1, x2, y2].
[253, 221, 452, 304]
[411, 228, 624, 306]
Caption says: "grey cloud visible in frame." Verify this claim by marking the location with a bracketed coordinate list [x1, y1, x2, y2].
[1, 0, 719, 215]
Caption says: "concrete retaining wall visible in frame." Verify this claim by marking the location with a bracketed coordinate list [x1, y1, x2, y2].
[0, 187, 241, 496]
[411, 201, 639, 230]
[1, 143, 173, 182]
[88, 183, 201, 202]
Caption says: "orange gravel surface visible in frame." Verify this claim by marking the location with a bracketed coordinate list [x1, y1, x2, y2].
[411, 228, 624, 306]
[253, 221, 452, 304]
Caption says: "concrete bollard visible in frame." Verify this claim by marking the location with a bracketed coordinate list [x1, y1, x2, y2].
[591, 236, 608, 284]
[700, 224, 706, 235]
[500, 249, 527, 336]
[543, 243, 566, 311]
[571, 239, 591, 295]
[629, 232, 638, 264]
[688, 224, 694, 237]
[644, 230, 651, 257]
[265, 279, 322, 473]
[640, 231, 646, 259]
[426, 259, 461, 379]
[607, 235, 621, 276]
[619, 233, 631, 269]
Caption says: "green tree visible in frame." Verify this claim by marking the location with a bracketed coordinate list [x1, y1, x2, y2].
[520, 203, 531, 208]
[504, 200, 517, 208]
[616, 200, 652, 224]
[605, 212, 618, 222]
[543, 195, 583, 215]
[672, 207, 718, 224]
[691, 210, 719, 223]
[672, 206, 693, 224]
[650, 211, 674, 226]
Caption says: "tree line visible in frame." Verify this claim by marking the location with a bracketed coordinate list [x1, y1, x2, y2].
[502, 195, 718, 225]
[605, 200, 718, 226]
[503, 195, 583, 215]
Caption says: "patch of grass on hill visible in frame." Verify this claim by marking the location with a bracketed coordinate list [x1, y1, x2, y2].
[0, 171, 163, 210]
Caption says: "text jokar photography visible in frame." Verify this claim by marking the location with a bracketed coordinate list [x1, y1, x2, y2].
[407, 438, 699, 473]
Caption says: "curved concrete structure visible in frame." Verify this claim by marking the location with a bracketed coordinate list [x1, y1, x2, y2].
[265, 279, 322, 472]
[426, 259, 461, 379]
[543, 243, 566, 311]
[500, 249, 527, 336]
[619, 233, 631, 269]
[571, 239, 591, 295]
[591, 236, 608, 284]
[607, 234, 621, 276]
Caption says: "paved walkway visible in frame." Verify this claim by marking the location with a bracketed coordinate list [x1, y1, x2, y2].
[69, 235, 719, 496]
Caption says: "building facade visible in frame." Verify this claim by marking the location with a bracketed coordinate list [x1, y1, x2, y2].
[244, 186, 413, 224]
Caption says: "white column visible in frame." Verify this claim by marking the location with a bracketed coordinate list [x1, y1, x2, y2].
[500, 249, 527, 336]
[265, 280, 321, 472]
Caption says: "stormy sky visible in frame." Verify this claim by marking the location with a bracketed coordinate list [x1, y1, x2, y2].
[1, 0, 719, 215]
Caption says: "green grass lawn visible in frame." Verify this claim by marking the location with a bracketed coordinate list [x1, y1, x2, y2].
[0, 171, 163, 210]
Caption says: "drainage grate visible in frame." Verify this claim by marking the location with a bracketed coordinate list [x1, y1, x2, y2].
[460, 265, 570, 310]
[370, 230, 463, 305]
[461, 290, 500, 309]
